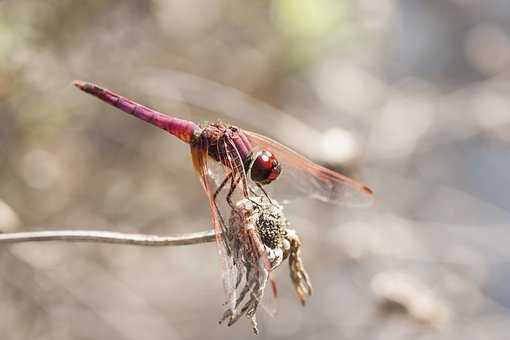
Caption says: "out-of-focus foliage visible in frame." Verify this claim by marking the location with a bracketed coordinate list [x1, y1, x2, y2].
[1, 0, 510, 339]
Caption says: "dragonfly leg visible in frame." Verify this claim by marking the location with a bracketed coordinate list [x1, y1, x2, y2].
[248, 197, 262, 209]
[212, 173, 234, 255]
[244, 185, 265, 208]
[248, 186, 258, 196]
[226, 174, 242, 211]
[214, 172, 233, 201]
[256, 183, 273, 204]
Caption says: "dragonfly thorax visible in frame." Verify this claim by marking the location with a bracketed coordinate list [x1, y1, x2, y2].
[196, 123, 282, 185]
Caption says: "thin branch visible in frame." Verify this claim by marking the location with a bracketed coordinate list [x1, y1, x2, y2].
[0, 229, 217, 247]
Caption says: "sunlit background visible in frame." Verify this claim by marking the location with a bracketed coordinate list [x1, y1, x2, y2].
[1, 0, 510, 339]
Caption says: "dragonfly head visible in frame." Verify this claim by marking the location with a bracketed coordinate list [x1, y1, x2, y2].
[248, 150, 281, 185]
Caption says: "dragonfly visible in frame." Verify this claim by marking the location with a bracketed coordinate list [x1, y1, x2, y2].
[73, 80, 373, 312]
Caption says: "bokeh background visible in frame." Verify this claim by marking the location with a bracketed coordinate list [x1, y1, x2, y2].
[1, 0, 510, 339]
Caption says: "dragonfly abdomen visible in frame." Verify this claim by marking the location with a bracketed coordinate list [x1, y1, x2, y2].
[74, 80, 199, 144]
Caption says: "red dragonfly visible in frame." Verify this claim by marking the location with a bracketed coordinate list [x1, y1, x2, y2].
[73, 80, 373, 301]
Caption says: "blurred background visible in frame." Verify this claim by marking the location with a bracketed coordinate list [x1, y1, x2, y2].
[1, 0, 510, 339]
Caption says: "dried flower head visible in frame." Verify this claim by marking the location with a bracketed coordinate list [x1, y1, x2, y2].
[219, 196, 312, 334]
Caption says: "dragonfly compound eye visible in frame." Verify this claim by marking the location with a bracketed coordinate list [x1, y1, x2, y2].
[250, 151, 281, 185]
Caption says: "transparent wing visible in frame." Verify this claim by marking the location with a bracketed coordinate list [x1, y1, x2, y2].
[190, 135, 240, 307]
[244, 130, 374, 207]
[218, 133, 274, 279]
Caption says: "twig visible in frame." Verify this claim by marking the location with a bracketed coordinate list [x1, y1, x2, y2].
[0, 229, 216, 247]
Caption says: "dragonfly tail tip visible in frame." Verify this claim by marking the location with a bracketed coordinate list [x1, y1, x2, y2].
[72, 80, 86, 89]
[73, 80, 102, 95]
[363, 185, 374, 195]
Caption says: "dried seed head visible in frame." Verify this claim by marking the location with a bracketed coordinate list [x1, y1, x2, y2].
[256, 202, 287, 249]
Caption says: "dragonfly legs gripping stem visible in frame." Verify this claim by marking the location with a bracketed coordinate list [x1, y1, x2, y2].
[215, 173, 263, 214]
[213, 173, 232, 202]
[212, 172, 245, 227]
[212, 173, 234, 255]
[226, 174, 242, 211]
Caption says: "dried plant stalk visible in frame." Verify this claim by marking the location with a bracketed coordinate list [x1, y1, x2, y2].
[0, 230, 216, 246]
